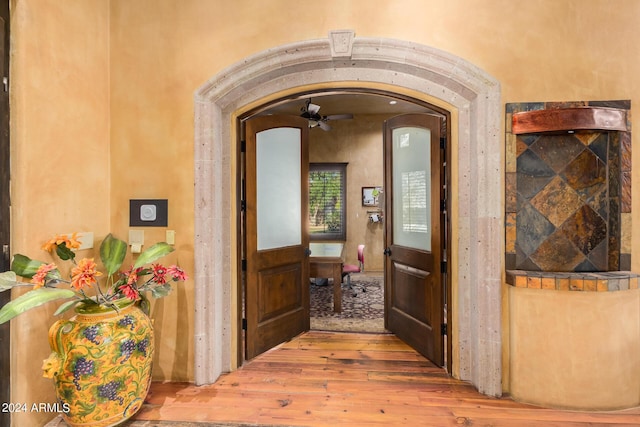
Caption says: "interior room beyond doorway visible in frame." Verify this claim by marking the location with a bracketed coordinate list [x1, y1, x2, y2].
[241, 90, 452, 368]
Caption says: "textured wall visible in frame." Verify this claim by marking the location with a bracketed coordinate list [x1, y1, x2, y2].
[9, 1, 640, 422]
[10, 1, 111, 425]
[509, 286, 640, 410]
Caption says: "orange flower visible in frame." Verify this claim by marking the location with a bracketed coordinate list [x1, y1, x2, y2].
[41, 233, 82, 252]
[31, 263, 58, 289]
[70, 258, 102, 290]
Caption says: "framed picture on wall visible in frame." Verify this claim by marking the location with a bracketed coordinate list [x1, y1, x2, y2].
[362, 186, 381, 207]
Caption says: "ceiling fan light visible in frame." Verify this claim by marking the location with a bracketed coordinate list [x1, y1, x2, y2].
[308, 103, 321, 114]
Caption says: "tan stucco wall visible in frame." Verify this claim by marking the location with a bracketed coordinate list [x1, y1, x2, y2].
[509, 286, 640, 410]
[8, 0, 640, 424]
[10, 1, 111, 425]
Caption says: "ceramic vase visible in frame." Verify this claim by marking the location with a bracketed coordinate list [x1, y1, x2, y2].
[43, 298, 154, 427]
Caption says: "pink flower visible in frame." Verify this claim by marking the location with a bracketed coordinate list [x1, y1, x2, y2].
[167, 265, 188, 282]
[151, 264, 168, 284]
[123, 266, 143, 286]
[119, 283, 140, 301]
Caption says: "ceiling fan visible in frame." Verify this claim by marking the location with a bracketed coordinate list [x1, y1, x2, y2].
[300, 99, 353, 131]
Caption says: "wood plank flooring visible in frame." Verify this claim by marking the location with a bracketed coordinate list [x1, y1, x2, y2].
[130, 331, 640, 427]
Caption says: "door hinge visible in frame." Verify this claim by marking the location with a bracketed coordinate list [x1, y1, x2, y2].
[242, 318, 247, 330]
[440, 199, 446, 212]
[2, 77, 7, 93]
[441, 323, 447, 335]
[240, 140, 246, 153]
[240, 200, 246, 211]
[241, 259, 247, 272]
[441, 260, 447, 273]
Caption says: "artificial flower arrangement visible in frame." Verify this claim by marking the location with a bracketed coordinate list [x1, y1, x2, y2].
[0, 233, 188, 323]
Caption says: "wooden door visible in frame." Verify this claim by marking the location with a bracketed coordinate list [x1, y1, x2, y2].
[383, 114, 444, 366]
[245, 115, 310, 360]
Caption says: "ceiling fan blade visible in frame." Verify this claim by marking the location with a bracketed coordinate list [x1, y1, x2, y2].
[325, 114, 353, 121]
[318, 121, 331, 131]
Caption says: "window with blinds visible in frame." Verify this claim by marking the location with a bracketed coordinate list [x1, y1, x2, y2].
[401, 170, 429, 233]
[309, 163, 347, 241]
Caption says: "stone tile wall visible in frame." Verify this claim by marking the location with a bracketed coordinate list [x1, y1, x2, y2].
[505, 101, 632, 273]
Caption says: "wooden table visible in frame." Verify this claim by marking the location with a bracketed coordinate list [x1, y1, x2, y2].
[309, 242, 344, 313]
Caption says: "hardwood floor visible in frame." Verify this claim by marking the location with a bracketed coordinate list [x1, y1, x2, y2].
[130, 331, 640, 427]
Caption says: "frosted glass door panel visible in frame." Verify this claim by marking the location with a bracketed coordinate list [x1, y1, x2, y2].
[392, 127, 431, 251]
[256, 127, 302, 250]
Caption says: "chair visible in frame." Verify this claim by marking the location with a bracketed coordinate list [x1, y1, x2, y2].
[342, 244, 365, 296]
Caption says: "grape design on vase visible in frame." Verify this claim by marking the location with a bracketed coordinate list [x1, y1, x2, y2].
[82, 325, 101, 344]
[72, 357, 94, 391]
[137, 337, 150, 357]
[119, 315, 135, 330]
[97, 381, 124, 405]
[120, 339, 136, 363]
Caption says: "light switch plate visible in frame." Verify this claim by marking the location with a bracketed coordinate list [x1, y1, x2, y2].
[65, 232, 93, 250]
[76, 232, 94, 250]
[129, 199, 168, 227]
[128, 229, 145, 245]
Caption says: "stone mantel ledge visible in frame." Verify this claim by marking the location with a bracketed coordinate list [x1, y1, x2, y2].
[506, 270, 639, 292]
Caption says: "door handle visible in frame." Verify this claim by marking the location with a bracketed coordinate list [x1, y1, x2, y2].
[2, 244, 9, 267]
[383, 247, 392, 256]
[304, 248, 312, 257]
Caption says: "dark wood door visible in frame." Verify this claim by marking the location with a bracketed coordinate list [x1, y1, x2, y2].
[245, 115, 310, 360]
[383, 114, 444, 366]
[0, 2, 9, 425]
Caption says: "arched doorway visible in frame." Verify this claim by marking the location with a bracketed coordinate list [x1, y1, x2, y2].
[193, 31, 503, 397]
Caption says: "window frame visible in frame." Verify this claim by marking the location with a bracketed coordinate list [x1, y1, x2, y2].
[308, 162, 347, 241]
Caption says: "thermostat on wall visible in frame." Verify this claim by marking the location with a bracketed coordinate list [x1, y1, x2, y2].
[140, 204, 157, 221]
[129, 199, 168, 227]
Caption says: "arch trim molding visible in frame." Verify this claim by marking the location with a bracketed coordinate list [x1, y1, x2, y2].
[194, 33, 503, 396]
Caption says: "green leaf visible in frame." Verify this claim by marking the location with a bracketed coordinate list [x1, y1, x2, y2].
[134, 242, 174, 268]
[100, 233, 127, 276]
[0, 271, 18, 291]
[0, 288, 76, 324]
[55, 242, 76, 261]
[53, 298, 82, 316]
[10, 254, 45, 278]
[150, 283, 172, 298]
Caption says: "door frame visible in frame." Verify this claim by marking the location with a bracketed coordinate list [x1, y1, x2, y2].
[0, 1, 10, 424]
[235, 90, 452, 373]
[193, 33, 503, 397]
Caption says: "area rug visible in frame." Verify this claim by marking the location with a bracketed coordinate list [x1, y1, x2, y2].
[310, 272, 387, 333]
